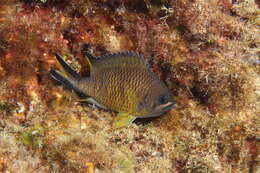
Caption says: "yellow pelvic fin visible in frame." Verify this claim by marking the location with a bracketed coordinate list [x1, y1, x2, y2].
[112, 113, 136, 129]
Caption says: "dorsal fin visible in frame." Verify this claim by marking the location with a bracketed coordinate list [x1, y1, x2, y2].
[84, 51, 148, 74]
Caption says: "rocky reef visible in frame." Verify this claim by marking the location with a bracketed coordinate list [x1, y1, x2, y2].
[0, 0, 259, 172]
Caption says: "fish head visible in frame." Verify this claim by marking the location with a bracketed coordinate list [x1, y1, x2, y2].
[136, 82, 176, 118]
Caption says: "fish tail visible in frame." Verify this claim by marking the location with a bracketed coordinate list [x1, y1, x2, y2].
[50, 69, 82, 93]
[55, 53, 81, 80]
[51, 53, 87, 97]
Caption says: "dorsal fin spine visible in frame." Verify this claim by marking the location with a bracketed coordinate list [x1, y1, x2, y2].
[85, 51, 148, 75]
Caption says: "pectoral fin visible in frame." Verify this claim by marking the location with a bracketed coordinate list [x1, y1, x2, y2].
[112, 113, 136, 129]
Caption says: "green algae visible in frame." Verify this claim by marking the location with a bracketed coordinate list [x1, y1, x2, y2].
[114, 152, 134, 173]
[18, 125, 44, 147]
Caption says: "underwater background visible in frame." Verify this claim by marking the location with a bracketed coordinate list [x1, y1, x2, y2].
[0, 0, 259, 172]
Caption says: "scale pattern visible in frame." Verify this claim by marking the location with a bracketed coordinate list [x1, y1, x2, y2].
[80, 66, 157, 116]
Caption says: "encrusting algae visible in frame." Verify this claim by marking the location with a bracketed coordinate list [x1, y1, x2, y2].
[51, 51, 176, 128]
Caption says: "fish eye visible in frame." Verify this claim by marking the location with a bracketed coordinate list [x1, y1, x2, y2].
[137, 101, 145, 111]
[158, 95, 168, 104]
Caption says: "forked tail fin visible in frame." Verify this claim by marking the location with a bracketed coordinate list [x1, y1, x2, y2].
[54, 53, 81, 80]
[50, 53, 86, 97]
[50, 69, 78, 91]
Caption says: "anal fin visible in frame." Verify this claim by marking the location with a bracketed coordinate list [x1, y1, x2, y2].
[79, 98, 108, 110]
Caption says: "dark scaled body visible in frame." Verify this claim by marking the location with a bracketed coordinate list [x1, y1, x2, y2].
[51, 51, 176, 128]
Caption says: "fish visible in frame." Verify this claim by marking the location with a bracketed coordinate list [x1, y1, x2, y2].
[50, 51, 176, 128]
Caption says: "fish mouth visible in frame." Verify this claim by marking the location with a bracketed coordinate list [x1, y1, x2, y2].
[162, 102, 177, 111]
[137, 102, 177, 118]
[159, 103, 175, 114]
